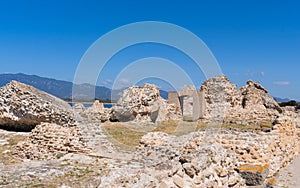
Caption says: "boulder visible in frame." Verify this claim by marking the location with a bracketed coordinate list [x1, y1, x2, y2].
[139, 132, 169, 147]
[0, 81, 75, 131]
[229, 80, 282, 124]
[110, 83, 182, 123]
[237, 164, 269, 186]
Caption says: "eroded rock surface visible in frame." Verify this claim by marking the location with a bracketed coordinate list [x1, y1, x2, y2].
[237, 164, 269, 186]
[200, 75, 240, 122]
[0, 81, 75, 131]
[199, 75, 282, 124]
[110, 83, 182, 123]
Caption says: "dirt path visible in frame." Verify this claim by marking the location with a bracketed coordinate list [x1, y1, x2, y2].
[275, 154, 300, 188]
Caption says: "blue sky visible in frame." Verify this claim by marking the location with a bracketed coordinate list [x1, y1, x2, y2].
[0, 0, 299, 99]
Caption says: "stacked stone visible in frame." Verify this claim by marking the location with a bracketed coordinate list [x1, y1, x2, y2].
[181, 117, 298, 184]
[102, 115, 299, 187]
[0, 81, 75, 131]
[177, 144, 245, 187]
[101, 131, 245, 187]
[271, 116, 299, 165]
[14, 123, 90, 160]
[200, 75, 240, 122]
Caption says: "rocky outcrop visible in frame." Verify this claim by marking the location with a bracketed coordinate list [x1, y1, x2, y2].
[14, 123, 90, 160]
[110, 84, 182, 123]
[199, 75, 282, 124]
[0, 81, 75, 131]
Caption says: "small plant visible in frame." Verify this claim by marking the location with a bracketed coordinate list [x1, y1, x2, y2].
[56, 153, 64, 159]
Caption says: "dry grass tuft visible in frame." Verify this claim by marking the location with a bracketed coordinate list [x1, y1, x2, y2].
[102, 123, 145, 149]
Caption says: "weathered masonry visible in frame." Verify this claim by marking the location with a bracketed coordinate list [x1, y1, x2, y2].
[168, 85, 206, 121]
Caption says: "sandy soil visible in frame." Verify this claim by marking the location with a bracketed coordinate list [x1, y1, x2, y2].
[275, 154, 300, 188]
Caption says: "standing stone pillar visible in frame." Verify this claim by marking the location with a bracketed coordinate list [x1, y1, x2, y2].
[167, 92, 180, 108]
[197, 90, 206, 119]
[192, 90, 206, 121]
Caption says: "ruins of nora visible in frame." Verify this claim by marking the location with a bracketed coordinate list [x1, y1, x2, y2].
[0, 74, 299, 187]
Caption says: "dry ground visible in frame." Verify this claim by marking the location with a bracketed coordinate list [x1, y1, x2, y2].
[0, 120, 277, 187]
[102, 120, 261, 148]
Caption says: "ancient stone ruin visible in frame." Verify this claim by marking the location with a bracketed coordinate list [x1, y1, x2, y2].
[101, 115, 299, 187]
[168, 75, 282, 124]
[14, 123, 90, 160]
[0, 81, 76, 131]
[74, 100, 111, 122]
[0, 77, 299, 187]
[110, 83, 182, 123]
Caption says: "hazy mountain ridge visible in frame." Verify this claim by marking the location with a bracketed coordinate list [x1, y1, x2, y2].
[274, 97, 292, 103]
[0, 73, 168, 100]
[0, 73, 115, 99]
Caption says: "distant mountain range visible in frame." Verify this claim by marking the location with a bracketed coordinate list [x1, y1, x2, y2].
[274, 97, 292, 103]
[0, 73, 168, 100]
[1, 73, 295, 102]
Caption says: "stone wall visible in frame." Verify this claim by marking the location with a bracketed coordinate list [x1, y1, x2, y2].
[167, 85, 202, 121]
[13, 123, 90, 160]
[101, 115, 299, 187]
[167, 75, 283, 124]
[224, 80, 282, 124]
[200, 75, 282, 124]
